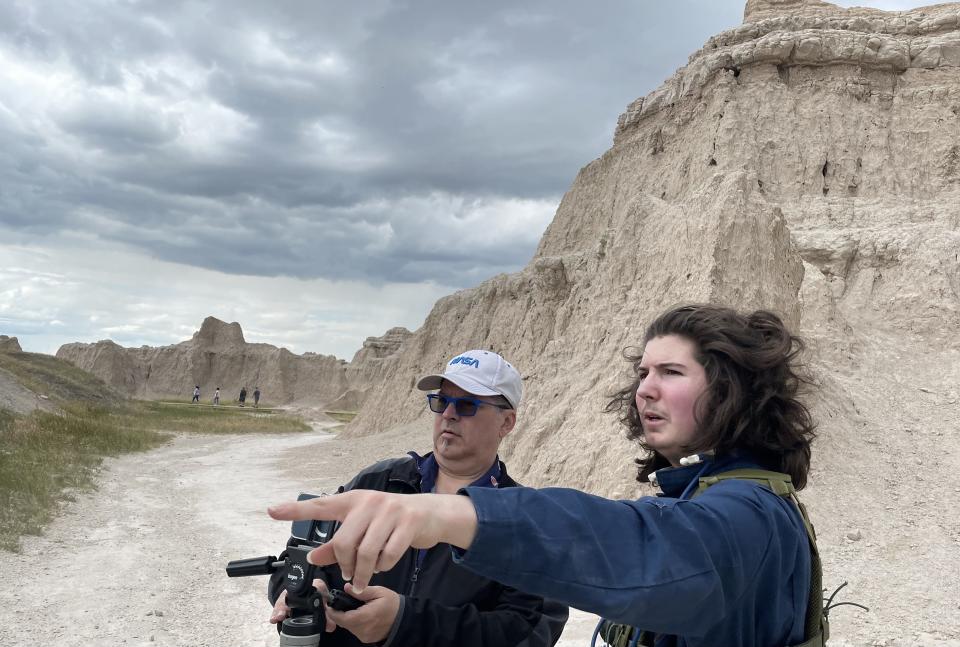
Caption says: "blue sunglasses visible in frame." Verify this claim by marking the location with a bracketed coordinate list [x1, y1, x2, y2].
[426, 394, 511, 417]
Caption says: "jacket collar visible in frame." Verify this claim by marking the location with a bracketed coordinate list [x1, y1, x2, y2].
[408, 451, 504, 493]
[653, 452, 766, 499]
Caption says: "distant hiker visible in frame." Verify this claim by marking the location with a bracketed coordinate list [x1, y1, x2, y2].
[192, 385, 200, 403]
[239, 386, 247, 407]
[213, 387, 221, 406]
[270, 305, 824, 647]
[253, 386, 261, 408]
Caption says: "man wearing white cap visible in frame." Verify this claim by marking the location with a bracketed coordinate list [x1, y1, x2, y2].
[268, 349, 567, 647]
[416, 349, 522, 494]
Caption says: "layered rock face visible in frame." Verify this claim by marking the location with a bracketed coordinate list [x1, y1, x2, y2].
[56, 317, 412, 406]
[0, 335, 22, 352]
[340, 2, 960, 640]
[352, 0, 960, 472]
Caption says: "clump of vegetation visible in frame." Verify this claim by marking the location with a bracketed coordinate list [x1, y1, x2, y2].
[119, 400, 312, 434]
[0, 400, 310, 552]
[0, 404, 168, 552]
[325, 410, 357, 424]
[0, 349, 313, 551]
[0, 351, 120, 405]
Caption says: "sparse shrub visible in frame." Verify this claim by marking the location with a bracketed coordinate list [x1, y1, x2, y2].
[0, 398, 310, 551]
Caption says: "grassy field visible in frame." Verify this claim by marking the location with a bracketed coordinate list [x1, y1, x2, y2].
[0, 399, 311, 552]
[0, 351, 120, 404]
[122, 400, 312, 434]
[325, 410, 358, 424]
[0, 403, 166, 551]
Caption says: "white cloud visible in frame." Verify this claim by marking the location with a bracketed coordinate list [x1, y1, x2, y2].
[0, 241, 455, 358]
[0, 0, 936, 364]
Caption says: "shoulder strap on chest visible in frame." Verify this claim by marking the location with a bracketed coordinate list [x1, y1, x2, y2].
[693, 469, 827, 647]
[694, 468, 795, 497]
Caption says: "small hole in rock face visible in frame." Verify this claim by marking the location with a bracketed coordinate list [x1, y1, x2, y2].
[709, 158, 717, 166]
[777, 64, 790, 84]
[686, 273, 692, 279]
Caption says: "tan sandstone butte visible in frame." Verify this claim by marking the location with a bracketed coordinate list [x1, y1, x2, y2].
[57, 317, 412, 406]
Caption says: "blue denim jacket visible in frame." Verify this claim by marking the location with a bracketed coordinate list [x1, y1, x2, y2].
[456, 454, 810, 647]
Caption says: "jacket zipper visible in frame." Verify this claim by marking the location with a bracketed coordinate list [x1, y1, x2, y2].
[408, 565, 420, 596]
[408, 548, 427, 596]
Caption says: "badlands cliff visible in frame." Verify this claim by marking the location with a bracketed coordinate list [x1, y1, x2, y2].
[57, 317, 411, 406]
[336, 0, 956, 640]
[348, 0, 960, 480]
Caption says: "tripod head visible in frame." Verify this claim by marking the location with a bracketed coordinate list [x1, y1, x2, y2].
[226, 494, 364, 646]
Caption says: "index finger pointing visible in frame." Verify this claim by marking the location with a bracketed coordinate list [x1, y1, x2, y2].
[268, 494, 350, 521]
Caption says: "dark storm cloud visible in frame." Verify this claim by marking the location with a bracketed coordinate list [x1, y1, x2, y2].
[0, 0, 745, 286]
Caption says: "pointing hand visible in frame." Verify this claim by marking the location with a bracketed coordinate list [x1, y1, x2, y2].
[268, 490, 478, 591]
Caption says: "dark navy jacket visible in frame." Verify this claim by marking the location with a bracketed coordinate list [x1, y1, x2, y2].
[457, 454, 810, 647]
[269, 452, 568, 647]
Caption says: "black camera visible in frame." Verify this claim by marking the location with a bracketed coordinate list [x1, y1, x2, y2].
[226, 493, 363, 646]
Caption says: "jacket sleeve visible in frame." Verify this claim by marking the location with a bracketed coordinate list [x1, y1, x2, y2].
[456, 482, 806, 638]
[387, 585, 568, 647]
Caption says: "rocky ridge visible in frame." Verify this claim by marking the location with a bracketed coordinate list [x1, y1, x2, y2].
[0, 335, 22, 353]
[336, 1, 958, 642]
[349, 0, 960, 481]
[56, 317, 412, 406]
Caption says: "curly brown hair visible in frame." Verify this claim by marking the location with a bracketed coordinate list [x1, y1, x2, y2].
[605, 304, 817, 489]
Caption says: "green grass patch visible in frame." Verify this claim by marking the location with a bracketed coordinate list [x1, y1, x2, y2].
[0, 405, 169, 552]
[0, 400, 310, 552]
[0, 351, 120, 405]
[324, 410, 357, 424]
[121, 400, 311, 434]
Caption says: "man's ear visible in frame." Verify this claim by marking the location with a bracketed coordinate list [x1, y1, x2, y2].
[498, 410, 516, 439]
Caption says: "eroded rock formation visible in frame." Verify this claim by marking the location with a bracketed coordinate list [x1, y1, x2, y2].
[0, 335, 22, 353]
[337, 2, 960, 639]
[56, 317, 412, 406]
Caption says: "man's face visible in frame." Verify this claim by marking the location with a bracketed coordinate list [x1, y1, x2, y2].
[634, 334, 708, 466]
[432, 381, 515, 473]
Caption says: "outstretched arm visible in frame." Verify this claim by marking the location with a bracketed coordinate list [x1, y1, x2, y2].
[270, 482, 804, 636]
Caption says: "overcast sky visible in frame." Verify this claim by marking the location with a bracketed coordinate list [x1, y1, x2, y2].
[0, 0, 931, 358]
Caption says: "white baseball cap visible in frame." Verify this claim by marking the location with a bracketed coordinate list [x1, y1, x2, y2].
[417, 349, 522, 409]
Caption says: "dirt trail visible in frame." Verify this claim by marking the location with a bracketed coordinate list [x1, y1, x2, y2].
[0, 431, 331, 647]
[0, 426, 598, 647]
[3, 421, 960, 646]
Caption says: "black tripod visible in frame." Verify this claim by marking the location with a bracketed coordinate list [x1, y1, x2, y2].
[227, 545, 364, 646]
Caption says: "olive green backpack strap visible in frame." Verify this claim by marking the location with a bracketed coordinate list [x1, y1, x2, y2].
[693, 469, 827, 647]
[596, 619, 653, 647]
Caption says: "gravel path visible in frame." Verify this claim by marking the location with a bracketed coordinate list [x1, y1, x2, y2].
[8, 419, 955, 647]
[0, 425, 598, 647]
